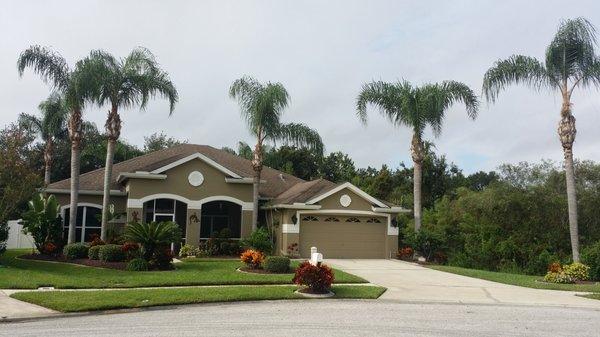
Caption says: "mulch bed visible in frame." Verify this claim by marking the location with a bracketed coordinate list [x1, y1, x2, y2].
[237, 266, 292, 274]
[535, 278, 598, 285]
[20, 254, 128, 270]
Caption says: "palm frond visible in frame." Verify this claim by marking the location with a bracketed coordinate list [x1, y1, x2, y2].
[17, 113, 42, 134]
[274, 122, 324, 155]
[17, 45, 70, 90]
[482, 55, 552, 102]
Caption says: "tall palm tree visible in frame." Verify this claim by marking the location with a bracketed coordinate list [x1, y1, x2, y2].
[79, 48, 178, 241]
[482, 18, 600, 262]
[18, 93, 69, 186]
[357, 80, 478, 231]
[229, 76, 324, 230]
[18, 45, 95, 244]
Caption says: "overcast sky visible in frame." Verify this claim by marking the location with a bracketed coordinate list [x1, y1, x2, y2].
[2, 0, 599, 173]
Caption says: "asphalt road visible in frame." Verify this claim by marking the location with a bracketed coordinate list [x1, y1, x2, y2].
[3, 299, 600, 337]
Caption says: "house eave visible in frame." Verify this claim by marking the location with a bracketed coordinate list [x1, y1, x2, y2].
[117, 172, 168, 184]
[43, 188, 127, 196]
[262, 203, 322, 210]
[371, 206, 410, 214]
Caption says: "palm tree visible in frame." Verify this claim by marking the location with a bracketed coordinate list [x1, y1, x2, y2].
[18, 93, 69, 186]
[18, 45, 95, 244]
[482, 18, 600, 262]
[78, 48, 178, 241]
[357, 80, 478, 231]
[229, 76, 324, 230]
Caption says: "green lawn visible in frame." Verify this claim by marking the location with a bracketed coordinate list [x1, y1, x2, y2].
[0, 250, 366, 289]
[11, 285, 386, 312]
[429, 265, 600, 293]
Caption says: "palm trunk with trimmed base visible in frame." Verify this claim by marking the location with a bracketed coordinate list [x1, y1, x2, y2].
[67, 143, 81, 244]
[411, 133, 424, 232]
[558, 102, 579, 262]
[101, 109, 121, 241]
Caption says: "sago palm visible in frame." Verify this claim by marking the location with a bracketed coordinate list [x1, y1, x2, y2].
[18, 93, 69, 186]
[482, 18, 600, 262]
[78, 48, 178, 241]
[229, 76, 324, 230]
[18, 45, 96, 244]
[357, 80, 478, 231]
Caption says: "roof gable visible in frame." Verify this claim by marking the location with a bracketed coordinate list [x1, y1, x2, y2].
[305, 182, 387, 208]
[150, 152, 242, 178]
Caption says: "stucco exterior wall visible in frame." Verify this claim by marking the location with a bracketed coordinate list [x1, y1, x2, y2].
[52, 193, 127, 215]
[316, 188, 375, 211]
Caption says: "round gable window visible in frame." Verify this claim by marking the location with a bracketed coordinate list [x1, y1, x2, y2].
[188, 171, 204, 187]
[340, 194, 352, 207]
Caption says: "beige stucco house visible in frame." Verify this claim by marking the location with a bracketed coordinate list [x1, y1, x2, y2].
[46, 144, 408, 258]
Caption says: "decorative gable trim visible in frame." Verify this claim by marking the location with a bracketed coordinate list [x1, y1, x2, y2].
[150, 152, 242, 178]
[305, 182, 387, 208]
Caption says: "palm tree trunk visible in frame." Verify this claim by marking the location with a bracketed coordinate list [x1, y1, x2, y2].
[558, 100, 579, 262]
[101, 108, 121, 241]
[251, 141, 263, 232]
[411, 133, 425, 232]
[67, 108, 83, 244]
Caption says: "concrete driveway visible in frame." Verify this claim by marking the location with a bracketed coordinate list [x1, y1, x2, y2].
[327, 259, 600, 308]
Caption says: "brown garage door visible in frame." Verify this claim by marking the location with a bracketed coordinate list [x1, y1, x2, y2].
[299, 216, 387, 259]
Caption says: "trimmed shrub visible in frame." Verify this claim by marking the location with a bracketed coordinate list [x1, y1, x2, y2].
[582, 242, 600, 281]
[63, 243, 89, 260]
[88, 245, 102, 260]
[123, 221, 180, 269]
[544, 271, 574, 284]
[127, 258, 149, 271]
[293, 261, 335, 293]
[563, 262, 590, 281]
[179, 244, 199, 258]
[98, 244, 126, 262]
[240, 249, 264, 269]
[264, 256, 290, 273]
[241, 227, 273, 254]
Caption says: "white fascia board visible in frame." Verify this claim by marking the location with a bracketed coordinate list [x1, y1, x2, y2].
[117, 172, 167, 183]
[261, 204, 322, 210]
[44, 188, 126, 196]
[225, 177, 265, 184]
[372, 206, 411, 214]
[305, 182, 387, 208]
[150, 152, 242, 178]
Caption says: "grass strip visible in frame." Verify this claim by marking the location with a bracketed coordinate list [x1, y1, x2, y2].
[11, 285, 386, 312]
[429, 265, 600, 293]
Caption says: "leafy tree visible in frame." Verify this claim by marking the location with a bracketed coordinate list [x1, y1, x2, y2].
[79, 48, 178, 240]
[144, 131, 186, 153]
[0, 125, 41, 256]
[482, 18, 600, 262]
[357, 80, 478, 231]
[320, 151, 356, 183]
[229, 76, 324, 230]
[18, 93, 68, 186]
[18, 45, 96, 244]
[20, 193, 62, 253]
[264, 146, 321, 180]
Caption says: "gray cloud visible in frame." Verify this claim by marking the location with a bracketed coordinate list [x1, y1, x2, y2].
[2, 0, 599, 173]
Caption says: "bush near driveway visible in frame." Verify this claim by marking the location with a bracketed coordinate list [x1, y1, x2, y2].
[582, 242, 600, 281]
[264, 256, 290, 273]
[293, 261, 334, 294]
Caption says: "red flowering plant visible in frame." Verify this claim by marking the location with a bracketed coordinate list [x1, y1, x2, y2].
[240, 249, 264, 269]
[89, 234, 105, 247]
[397, 247, 414, 261]
[286, 243, 299, 258]
[121, 241, 140, 260]
[40, 242, 57, 255]
[292, 261, 335, 294]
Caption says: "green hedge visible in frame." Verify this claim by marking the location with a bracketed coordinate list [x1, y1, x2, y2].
[63, 243, 89, 260]
[98, 244, 125, 262]
[264, 256, 290, 273]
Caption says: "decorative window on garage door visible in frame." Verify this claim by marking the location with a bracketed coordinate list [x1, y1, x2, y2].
[301, 215, 319, 222]
[366, 218, 382, 223]
[324, 217, 340, 222]
[345, 217, 361, 223]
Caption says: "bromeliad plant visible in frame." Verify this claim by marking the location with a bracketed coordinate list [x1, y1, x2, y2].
[20, 193, 63, 255]
[123, 221, 181, 270]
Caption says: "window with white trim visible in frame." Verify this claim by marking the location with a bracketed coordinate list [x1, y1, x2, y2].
[62, 205, 102, 243]
[143, 198, 187, 238]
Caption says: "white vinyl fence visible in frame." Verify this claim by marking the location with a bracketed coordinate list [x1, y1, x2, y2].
[6, 220, 35, 249]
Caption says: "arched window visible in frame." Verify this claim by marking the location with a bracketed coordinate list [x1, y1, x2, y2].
[200, 200, 241, 239]
[366, 218, 382, 223]
[345, 217, 361, 223]
[143, 198, 187, 237]
[63, 205, 102, 243]
[324, 217, 340, 222]
[301, 215, 319, 222]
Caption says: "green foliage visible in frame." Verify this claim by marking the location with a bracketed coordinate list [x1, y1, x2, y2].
[98, 244, 125, 262]
[63, 243, 89, 260]
[241, 227, 273, 254]
[179, 244, 199, 258]
[402, 225, 446, 261]
[582, 242, 600, 281]
[123, 221, 180, 269]
[544, 271, 575, 284]
[88, 245, 102, 260]
[264, 256, 291, 273]
[143, 132, 187, 153]
[563, 262, 590, 281]
[0, 125, 41, 255]
[20, 194, 63, 254]
[126, 258, 149, 271]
